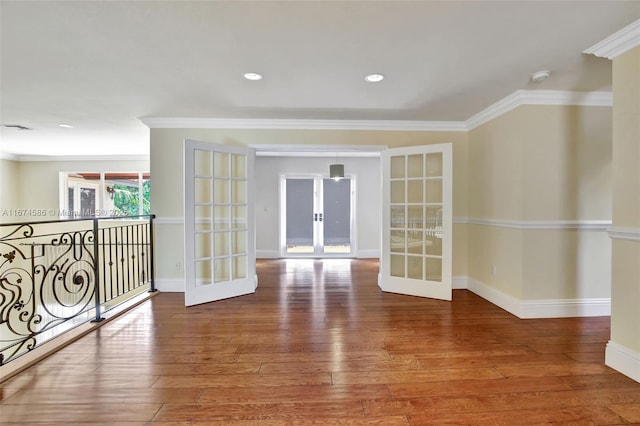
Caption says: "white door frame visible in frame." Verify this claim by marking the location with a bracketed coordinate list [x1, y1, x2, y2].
[279, 173, 357, 258]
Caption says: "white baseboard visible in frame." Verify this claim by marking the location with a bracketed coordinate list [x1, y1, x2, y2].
[257, 250, 280, 259]
[606, 341, 640, 383]
[520, 298, 610, 318]
[256, 249, 380, 259]
[452, 276, 469, 289]
[467, 277, 523, 317]
[357, 249, 380, 259]
[462, 276, 610, 319]
[154, 278, 185, 292]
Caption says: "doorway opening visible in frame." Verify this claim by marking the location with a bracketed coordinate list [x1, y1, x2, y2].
[280, 175, 356, 257]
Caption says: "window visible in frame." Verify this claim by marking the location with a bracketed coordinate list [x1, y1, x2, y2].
[60, 172, 150, 218]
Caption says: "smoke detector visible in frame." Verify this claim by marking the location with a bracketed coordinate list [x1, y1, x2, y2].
[530, 70, 550, 83]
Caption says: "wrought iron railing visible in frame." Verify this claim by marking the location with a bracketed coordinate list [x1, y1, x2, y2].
[0, 215, 155, 365]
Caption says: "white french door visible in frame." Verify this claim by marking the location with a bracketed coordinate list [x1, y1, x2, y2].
[280, 175, 355, 257]
[380, 144, 452, 301]
[184, 139, 256, 306]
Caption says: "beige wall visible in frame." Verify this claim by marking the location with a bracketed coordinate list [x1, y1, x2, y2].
[150, 128, 469, 284]
[610, 46, 640, 356]
[468, 104, 612, 301]
[0, 159, 20, 223]
[254, 156, 381, 257]
[0, 159, 149, 222]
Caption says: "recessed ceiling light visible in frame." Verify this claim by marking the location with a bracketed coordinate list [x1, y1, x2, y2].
[530, 70, 550, 83]
[364, 73, 384, 83]
[244, 72, 263, 81]
[58, 124, 73, 128]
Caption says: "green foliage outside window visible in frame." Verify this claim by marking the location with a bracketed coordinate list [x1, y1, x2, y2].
[112, 180, 151, 216]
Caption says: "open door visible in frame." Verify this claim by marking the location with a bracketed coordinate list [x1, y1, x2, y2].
[184, 139, 256, 306]
[380, 144, 452, 300]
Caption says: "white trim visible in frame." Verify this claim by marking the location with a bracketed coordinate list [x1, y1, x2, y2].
[520, 298, 610, 318]
[3, 154, 150, 162]
[257, 250, 280, 259]
[452, 276, 469, 290]
[140, 117, 467, 132]
[608, 227, 640, 241]
[153, 216, 184, 225]
[0, 152, 19, 161]
[466, 90, 612, 130]
[467, 277, 523, 317]
[357, 249, 380, 259]
[153, 278, 184, 292]
[140, 90, 611, 134]
[584, 19, 640, 60]
[253, 144, 386, 158]
[457, 217, 611, 230]
[606, 341, 640, 383]
[466, 277, 610, 319]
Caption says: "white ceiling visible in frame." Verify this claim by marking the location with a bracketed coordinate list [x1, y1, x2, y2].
[1, 1, 638, 157]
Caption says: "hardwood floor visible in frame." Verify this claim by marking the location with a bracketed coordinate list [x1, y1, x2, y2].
[1, 258, 640, 425]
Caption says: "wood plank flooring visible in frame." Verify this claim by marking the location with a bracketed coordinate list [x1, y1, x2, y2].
[1, 258, 640, 425]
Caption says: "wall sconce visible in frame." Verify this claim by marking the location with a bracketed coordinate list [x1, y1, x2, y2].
[106, 185, 116, 200]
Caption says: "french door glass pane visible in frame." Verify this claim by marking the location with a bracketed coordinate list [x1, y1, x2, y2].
[214, 232, 230, 257]
[390, 230, 404, 253]
[426, 257, 442, 282]
[214, 152, 229, 177]
[195, 232, 212, 259]
[390, 156, 405, 178]
[407, 255, 423, 279]
[214, 258, 229, 283]
[390, 254, 404, 277]
[426, 153, 443, 177]
[407, 180, 423, 203]
[214, 205, 230, 230]
[194, 150, 212, 176]
[231, 154, 246, 178]
[390, 181, 404, 203]
[426, 179, 443, 203]
[232, 180, 247, 203]
[390, 206, 405, 228]
[322, 178, 350, 253]
[407, 154, 423, 178]
[286, 179, 314, 253]
[233, 206, 247, 228]
[233, 256, 247, 279]
[213, 180, 229, 203]
[195, 260, 212, 286]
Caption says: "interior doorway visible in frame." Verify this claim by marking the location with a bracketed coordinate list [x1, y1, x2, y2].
[280, 175, 355, 257]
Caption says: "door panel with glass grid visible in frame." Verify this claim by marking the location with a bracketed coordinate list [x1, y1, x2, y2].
[185, 140, 256, 306]
[282, 176, 353, 256]
[381, 144, 452, 301]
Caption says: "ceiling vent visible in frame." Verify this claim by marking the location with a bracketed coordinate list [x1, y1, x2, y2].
[1, 124, 33, 130]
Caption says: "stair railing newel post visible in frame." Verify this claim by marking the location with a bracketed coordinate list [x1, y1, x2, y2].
[91, 218, 104, 323]
[149, 214, 157, 293]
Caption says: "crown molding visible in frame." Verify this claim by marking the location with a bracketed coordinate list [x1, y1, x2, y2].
[141, 90, 611, 135]
[139, 117, 467, 132]
[465, 90, 613, 130]
[252, 144, 385, 157]
[583, 19, 640, 60]
[2, 154, 150, 162]
[0, 152, 19, 161]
